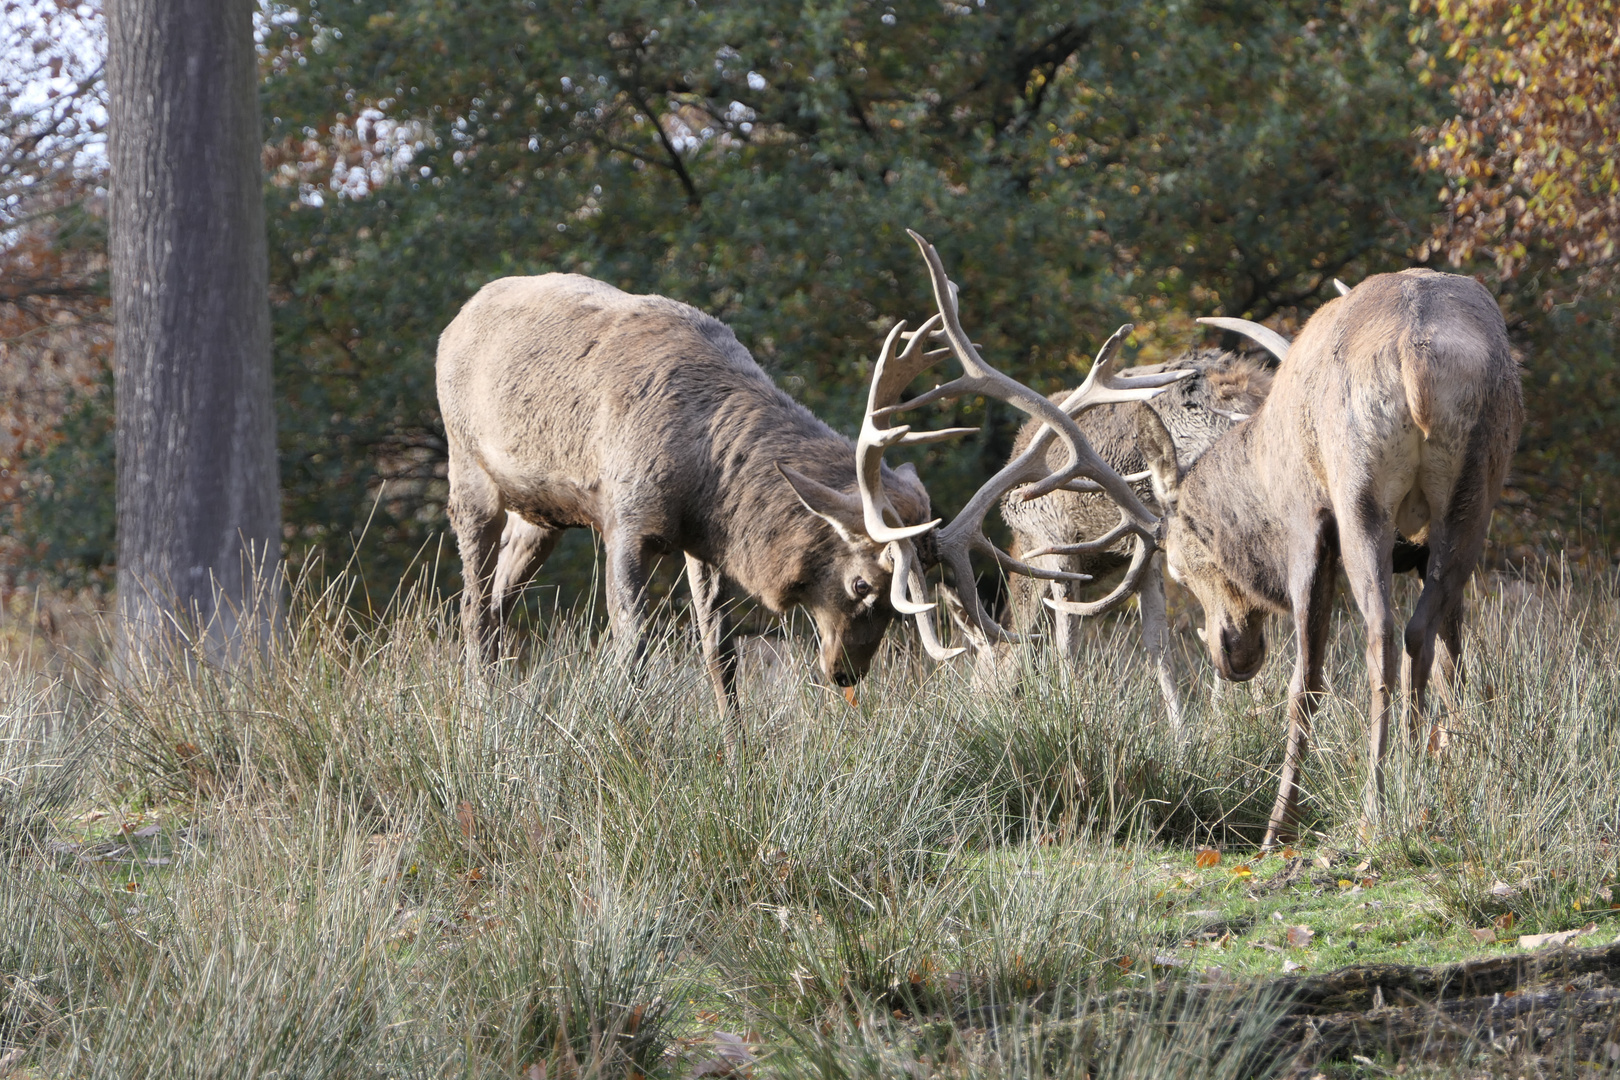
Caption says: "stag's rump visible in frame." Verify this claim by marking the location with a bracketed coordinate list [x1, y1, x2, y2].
[1285, 269, 1520, 541]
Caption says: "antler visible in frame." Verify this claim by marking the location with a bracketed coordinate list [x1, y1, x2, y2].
[860, 230, 1192, 651]
[1196, 317, 1291, 362]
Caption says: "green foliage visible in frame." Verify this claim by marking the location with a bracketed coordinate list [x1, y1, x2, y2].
[1500, 292, 1620, 562]
[13, 366, 116, 590]
[13, 0, 1609, 603]
[260, 0, 1445, 595]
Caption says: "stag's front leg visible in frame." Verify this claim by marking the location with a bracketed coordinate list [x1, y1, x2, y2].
[603, 529, 653, 666]
[1338, 515, 1399, 841]
[1263, 544, 1337, 850]
[685, 554, 743, 754]
[447, 452, 506, 668]
[1044, 560, 1085, 663]
[1138, 553, 1183, 737]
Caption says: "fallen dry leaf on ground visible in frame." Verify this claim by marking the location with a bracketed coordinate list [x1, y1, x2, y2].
[1195, 848, 1220, 869]
[1519, 922, 1597, 950]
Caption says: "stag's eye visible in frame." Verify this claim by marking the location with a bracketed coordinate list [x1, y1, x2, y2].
[851, 577, 872, 600]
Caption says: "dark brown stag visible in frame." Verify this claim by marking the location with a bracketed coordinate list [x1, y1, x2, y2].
[1000, 349, 1276, 730]
[1141, 270, 1523, 846]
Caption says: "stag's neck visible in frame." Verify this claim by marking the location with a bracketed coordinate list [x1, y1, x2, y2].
[696, 390, 855, 611]
[1182, 418, 1317, 613]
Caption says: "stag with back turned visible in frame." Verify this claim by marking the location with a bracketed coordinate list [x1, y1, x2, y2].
[436, 233, 1187, 739]
[1137, 269, 1523, 847]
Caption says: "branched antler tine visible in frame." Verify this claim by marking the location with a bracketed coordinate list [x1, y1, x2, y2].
[1057, 325, 1192, 418]
[900, 231, 1174, 648]
[882, 312, 947, 387]
[856, 314, 951, 544]
[1066, 382, 1190, 409]
[984, 542, 1093, 585]
[896, 427, 979, 446]
[1056, 460, 1154, 494]
[907, 231, 1172, 641]
[1044, 535, 1154, 618]
[1069, 322, 1131, 389]
[908, 231, 995, 379]
[1015, 445, 1160, 509]
[937, 545, 1023, 645]
[885, 540, 936, 615]
[871, 375, 978, 418]
[906, 560, 965, 660]
[1025, 517, 1134, 559]
[862, 513, 937, 544]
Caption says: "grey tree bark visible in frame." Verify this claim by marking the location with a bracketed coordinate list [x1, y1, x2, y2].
[107, 0, 280, 664]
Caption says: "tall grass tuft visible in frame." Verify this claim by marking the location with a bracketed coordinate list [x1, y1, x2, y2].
[1, 560, 1617, 1074]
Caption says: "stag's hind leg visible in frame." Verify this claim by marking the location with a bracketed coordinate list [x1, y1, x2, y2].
[1040, 552, 1087, 665]
[1335, 496, 1400, 840]
[1405, 465, 1495, 735]
[489, 513, 562, 654]
[447, 451, 507, 667]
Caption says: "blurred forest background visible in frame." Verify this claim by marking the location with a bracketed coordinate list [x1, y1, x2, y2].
[3, 0, 1616, 630]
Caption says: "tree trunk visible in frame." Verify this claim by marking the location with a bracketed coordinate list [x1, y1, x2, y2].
[107, 0, 280, 664]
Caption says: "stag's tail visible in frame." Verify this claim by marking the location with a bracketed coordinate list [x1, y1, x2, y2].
[1392, 268, 1508, 442]
[1400, 342, 1434, 440]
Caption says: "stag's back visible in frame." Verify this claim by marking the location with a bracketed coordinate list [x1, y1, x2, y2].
[436, 273, 841, 531]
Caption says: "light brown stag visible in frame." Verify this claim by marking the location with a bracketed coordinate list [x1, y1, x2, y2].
[1139, 269, 1523, 847]
[435, 231, 1186, 736]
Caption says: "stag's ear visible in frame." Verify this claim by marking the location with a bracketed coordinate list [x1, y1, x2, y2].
[890, 461, 933, 517]
[777, 463, 871, 546]
[1133, 403, 1180, 512]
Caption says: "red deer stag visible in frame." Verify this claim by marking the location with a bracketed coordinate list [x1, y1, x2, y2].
[999, 348, 1275, 731]
[1140, 270, 1523, 847]
[436, 232, 1187, 736]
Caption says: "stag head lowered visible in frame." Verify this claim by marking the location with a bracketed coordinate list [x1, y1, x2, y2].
[436, 233, 1186, 747]
[850, 232, 1193, 661]
[436, 270, 938, 716]
[997, 348, 1276, 727]
[1142, 269, 1523, 846]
